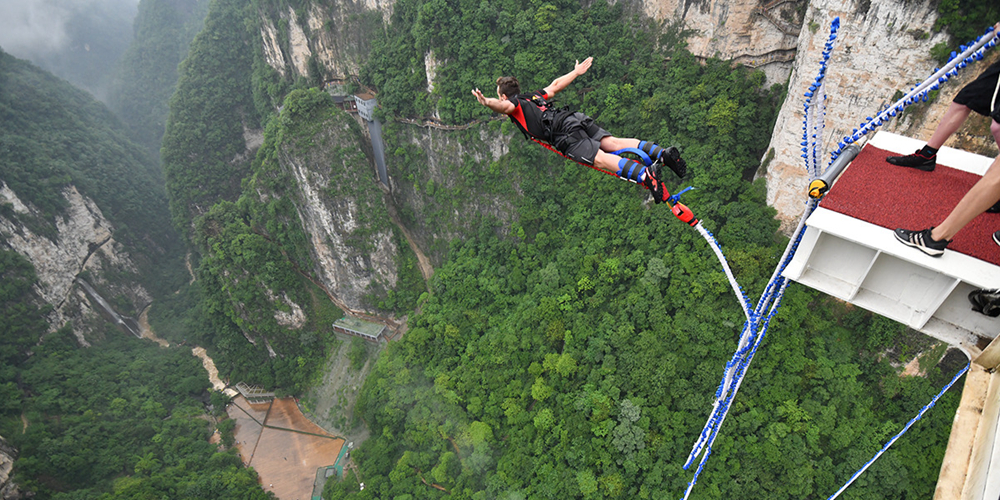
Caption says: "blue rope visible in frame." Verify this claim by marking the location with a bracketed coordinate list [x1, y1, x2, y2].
[825, 363, 970, 500]
[683, 203, 812, 477]
[668, 186, 696, 206]
[827, 24, 998, 162]
[801, 17, 840, 178]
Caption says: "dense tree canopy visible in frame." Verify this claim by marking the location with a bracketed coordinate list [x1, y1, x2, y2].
[1, 331, 271, 500]
[161, 0, 258, 233]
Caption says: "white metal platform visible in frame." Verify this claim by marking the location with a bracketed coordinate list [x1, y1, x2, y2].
[783, 132, 1000, 351]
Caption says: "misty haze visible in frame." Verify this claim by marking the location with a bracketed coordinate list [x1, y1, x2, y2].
[0, 0, 138, 102]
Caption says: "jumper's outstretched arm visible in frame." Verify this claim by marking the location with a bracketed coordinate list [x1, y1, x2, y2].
[544, 57, 592, 97]
[471, 88, 515, 114]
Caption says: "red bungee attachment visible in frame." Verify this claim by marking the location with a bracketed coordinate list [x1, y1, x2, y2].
[671, 202, 698, 226]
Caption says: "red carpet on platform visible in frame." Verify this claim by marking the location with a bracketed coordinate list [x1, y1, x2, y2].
[819, 145, 1000, 267]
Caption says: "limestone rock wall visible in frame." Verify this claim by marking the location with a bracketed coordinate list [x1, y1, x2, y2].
[384, 123, 516, 265]
[762, 0, 955, 231]
[0, 182, 151, 344]
[0, 435, 25, 500]
[278, 114, 399, 312]
[642, 0, 804, 85]
[258, 1, 382, 81]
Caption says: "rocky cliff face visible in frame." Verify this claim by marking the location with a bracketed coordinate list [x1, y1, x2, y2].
[644, 0, 804, 85]
[276, 110, 400, 312]
[258, 1, 380, 80]
[0, 182, 151, 345]
[649, 0, 998, 231]
[0, 436, 26, 500]
[383, 123, 517, 265]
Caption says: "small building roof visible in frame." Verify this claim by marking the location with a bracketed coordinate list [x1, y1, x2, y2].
[333, 316, 386, 338]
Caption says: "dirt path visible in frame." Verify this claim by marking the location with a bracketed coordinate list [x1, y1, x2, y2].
[138, 306, 169, 348]
[138, 304, 237, 397]
[185, 252, 196, 285]
[192, 347, 238, 397]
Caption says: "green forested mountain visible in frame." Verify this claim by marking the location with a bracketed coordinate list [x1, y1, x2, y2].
[0, 45, 268, 498]
[0, 47, 173, 261]
[110, 0, 210, 167]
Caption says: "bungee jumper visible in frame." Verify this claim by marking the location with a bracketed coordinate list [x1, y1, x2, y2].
[471, 57, 690, 214]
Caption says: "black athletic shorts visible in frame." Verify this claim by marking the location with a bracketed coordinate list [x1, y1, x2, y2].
[953, 59, 1000, 120]
[550, 112, 611, 166]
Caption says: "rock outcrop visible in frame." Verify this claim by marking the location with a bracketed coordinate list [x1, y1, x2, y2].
[0, 182, 150, 344]
[643, 0, 805, 85]
[0, 435, 26, 500]
[277, 109, 400, 312]
[259, 2, 378, 80]
[383, 124, 516, 266]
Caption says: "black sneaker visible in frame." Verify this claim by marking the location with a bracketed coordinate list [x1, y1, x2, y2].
[993, 230, 1000, 247]
[969, 288, 1000, 317]
[659, 146, 687, 178]
[894, 227, 949, 256]
[987, 200, 1000, 213]
[886, 150, 936, 171]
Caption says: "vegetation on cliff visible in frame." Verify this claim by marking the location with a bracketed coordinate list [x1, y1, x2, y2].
[110, 0, 210, 166]
[931, 0, 999, 63]
[161, 0, 258, 233]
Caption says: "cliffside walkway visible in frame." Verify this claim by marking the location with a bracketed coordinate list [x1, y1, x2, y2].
[752, 0, 803, 36]
[396, 115, 504, 131]
[729, 48, 798, 68]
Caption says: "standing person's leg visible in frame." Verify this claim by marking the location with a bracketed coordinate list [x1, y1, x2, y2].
[931, 154, 1000, 241]
[926, 102, 974, 149]
[895, 155, 1000, 256]
[887, 103, 972, 171]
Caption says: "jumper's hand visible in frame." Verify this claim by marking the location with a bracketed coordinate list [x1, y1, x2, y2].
[472, 88, 488, 106]
[575, 57, 593, 76]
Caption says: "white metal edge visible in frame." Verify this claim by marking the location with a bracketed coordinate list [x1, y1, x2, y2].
[805, 207, 1000, 288]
